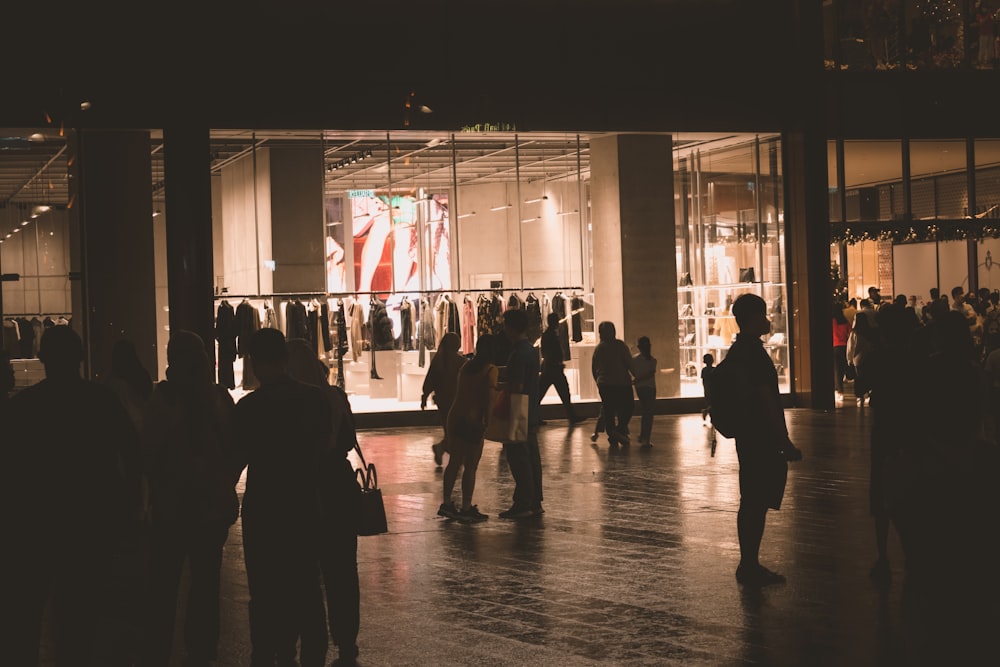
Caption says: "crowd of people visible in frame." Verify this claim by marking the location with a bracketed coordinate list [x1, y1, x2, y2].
[834, 284, 1000, 663]
[0, 326, 362, 667]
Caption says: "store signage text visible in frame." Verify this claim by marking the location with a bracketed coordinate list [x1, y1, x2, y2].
[348, 189, 375, 199]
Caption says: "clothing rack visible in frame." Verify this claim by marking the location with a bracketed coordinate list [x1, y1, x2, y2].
[215, 286, 585, 301]
[3, 313, 71, 319]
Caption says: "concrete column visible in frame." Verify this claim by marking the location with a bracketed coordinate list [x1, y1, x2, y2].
[74, 129, 158, 380]
[590, 134, 679, 397]
[164, 126, 215, 358]
[269, 143, 325, 294]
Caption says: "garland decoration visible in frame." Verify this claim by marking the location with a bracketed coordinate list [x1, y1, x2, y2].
[831, 219, 1000, 245]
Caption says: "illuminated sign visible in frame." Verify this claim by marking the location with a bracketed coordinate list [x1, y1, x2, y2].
[348, 189, 375, 199]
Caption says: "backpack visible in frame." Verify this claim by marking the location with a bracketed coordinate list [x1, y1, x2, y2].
[707, 355, 752, 439]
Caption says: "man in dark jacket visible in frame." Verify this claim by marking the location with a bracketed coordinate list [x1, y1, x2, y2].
[233, 328, 333, 667]
[1, 325, 143, 665]
[726, 294, 802, 587]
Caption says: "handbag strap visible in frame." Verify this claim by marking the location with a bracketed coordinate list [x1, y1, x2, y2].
[353, 442, 377, 490]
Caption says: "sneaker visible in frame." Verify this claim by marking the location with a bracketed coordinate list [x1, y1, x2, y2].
[834, 391, 844, 403]
[616, 431, 631, 446]
[498, 505, 534, 519]
[590, 432, 599, 442]
[736, 563, 786, 587]
[432, 442, 444, 467]
[437, 502, 460, 519]
[458, 505, 488, 523]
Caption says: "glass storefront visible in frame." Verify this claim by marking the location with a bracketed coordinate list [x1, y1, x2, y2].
[674, 135, 788, 394]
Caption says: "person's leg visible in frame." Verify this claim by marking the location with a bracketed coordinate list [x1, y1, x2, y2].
[243, 520, 280, 666]
[613, 385, 634, 443]
[321, 523, 360, 662]
[53, 548, 106, 666]
[597, 385, 618, 444]
[834, 346, 847, 394]
[184, 522, 230, 663]
[501, 441, 535, 511]
[737, 501, 768, 568]
[141, 521, 188, 666]
[460, 441, 485, 510]
[442, 447, 464, 506]
[537, 372, 554, 406]
[592, 404, 605, 441]
[552, 370, 577, 420]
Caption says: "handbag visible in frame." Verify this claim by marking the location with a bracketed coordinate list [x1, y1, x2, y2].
[739, 267, 756, 283]
[484, 389, 530, 443]
[352, 443, 388, 536]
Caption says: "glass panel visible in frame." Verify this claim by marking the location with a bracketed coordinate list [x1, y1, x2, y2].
[674, 134, 787, 396]
[910, 140, 968, 219]
[843, 140, 901, 222]
[974, 139, 1000, 217]
[828, 140, 841, 221]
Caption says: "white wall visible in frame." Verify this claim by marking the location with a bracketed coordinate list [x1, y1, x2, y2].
[220, 149, 273, 296]
[893, 241, 938, 302]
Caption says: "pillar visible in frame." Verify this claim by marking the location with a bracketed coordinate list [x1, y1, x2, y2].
[164, 126, 215, 359]
[74, 129, 158, 380]
[590, 134, 680, 397]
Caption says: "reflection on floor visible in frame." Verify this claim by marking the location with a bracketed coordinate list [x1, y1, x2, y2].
[67, 406, 983, 666]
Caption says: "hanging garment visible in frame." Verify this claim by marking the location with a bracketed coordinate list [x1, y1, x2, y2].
[263, 303, 279, 330]
[215, 300, 237, 389]
[400, 299, 414, 351]
[234, 300, 261, 358]
[476, 294, 494, 337]
[285, 299, 310, 341]
[461, 297, 475, 354]
[551, 293, 571, 360]
[541, 293, 551, 323]
[349, 299, 365, 361]
[369, 297, 395, 350]
[418, 298, 437, 367]
[434, 296, 450, 347]
[525, 294, 542, 343]
[571, 294, 584, 343]
[507, 292, 523, 310]
[489, 294, 505, 334]
[447, 297, 461, 336]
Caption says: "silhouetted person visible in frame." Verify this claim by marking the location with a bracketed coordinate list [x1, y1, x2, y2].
[537, 312, 584, 426]
[439, 333, 498, 522]
[630, 335, 658, 447]
[0, 325, 143, 665]
[727, 294, 802, 587]
[701, 353, 716, 422]
[889, 309, 997, 664]
[497, 308, 543, 519]
[421, 331, 464, 468]
[103, 337, 154, 431]
[591, 321, 634, 447]
[232, 328, 332, 667]
[137, 330, 239, 667]
[286, 338, 362, 666]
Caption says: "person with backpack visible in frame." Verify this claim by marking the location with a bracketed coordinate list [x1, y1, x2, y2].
[721, 294, 802, 587]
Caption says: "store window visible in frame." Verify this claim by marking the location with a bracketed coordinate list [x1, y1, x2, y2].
[674, 134, 788, 396]
[0, 129, 73, 390]
[210, 130, 594, 412]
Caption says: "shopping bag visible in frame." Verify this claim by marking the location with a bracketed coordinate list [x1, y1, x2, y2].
[353, 443, 388, 536]
[484, 389, 511, 443]
[507, 392, 529, 442]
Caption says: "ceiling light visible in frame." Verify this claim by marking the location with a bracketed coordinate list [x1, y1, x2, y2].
[28, 133, 45, 142]
[80, 100, 92, 110]
[419, 105, 433, 114]
[31, 205, 51, 217]
[20, 220, 29, 226]
[152, 209, 162, 218]
[5, 233, 11, 239]
[557, 209, 579, 216]
[13, 228, 20, 233]
[520, 217, 540, 223]
[490, 204, 512, 211]
[457, 211, 476, 219]
[524, 196, 548, 204]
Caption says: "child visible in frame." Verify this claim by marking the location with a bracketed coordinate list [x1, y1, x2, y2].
[701, 353, 715, 423]
[631, 336, 658, 447]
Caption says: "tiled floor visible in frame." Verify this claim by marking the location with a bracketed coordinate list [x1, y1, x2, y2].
[40, 402, 989, 665]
